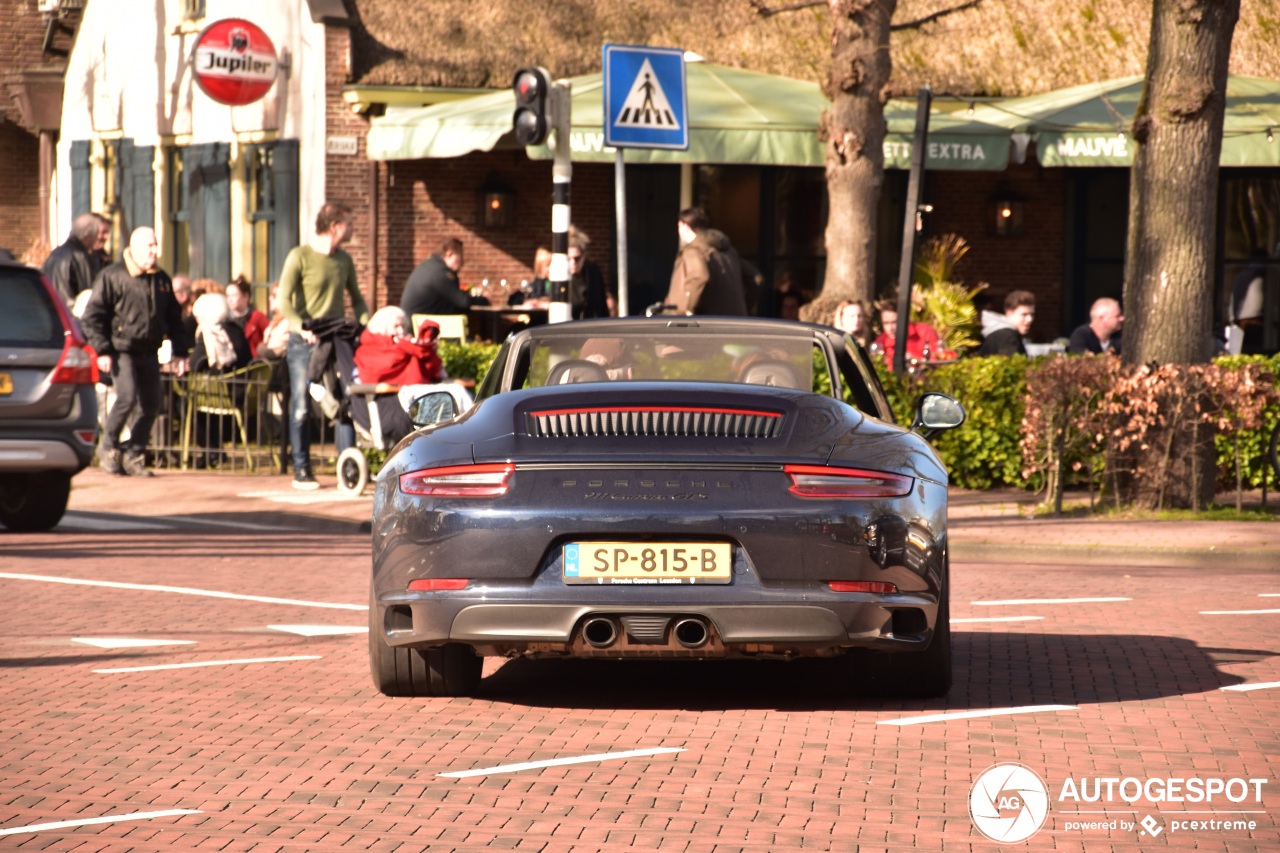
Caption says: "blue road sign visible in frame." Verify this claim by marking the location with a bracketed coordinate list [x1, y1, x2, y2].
[603, 44, 688, 150]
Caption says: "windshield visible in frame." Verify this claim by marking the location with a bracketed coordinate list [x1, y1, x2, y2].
[525, 333, 815, 390]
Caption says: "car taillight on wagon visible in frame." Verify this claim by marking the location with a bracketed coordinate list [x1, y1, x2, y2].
[783, 465, 912, 498]
[50, 338, 97, 385]
[399, 463, 515, 497]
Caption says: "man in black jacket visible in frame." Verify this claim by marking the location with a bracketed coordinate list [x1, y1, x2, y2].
[41, 214, 101, 306]
[81, 227, 189, 477]
[400, 237, 488, 317]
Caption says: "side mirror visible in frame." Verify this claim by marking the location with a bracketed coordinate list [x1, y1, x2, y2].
[910, 392, 966, 438]
[408, 391, 459, 426]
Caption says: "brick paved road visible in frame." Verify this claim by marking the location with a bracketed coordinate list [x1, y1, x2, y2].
[1, 520, 1277, 852]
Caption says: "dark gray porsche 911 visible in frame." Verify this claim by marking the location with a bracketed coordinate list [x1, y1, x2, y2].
[368, 317, 965, 698]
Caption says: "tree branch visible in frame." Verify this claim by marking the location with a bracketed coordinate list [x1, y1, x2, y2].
[750, 0, 983, 27]
[749, 0, 825, 18]
[890, 0, 983, 31]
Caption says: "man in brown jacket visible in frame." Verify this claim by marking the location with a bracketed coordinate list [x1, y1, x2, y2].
[664, 207, 749, 316]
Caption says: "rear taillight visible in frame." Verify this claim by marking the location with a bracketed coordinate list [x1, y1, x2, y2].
[50, 338, 97, 385]
[827, 581, 899, 594]
[399, 463, 515, 497]
[407, 578, 470, 591]
[784, 465, 912, 498]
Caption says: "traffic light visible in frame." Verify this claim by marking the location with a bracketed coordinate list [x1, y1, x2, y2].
[512, 66, 552, 146]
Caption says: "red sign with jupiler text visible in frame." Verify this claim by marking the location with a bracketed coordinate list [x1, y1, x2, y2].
[193, 18, 278, 107]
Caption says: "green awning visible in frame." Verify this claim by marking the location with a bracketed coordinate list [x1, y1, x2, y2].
[367, 62, 1010, 170]
[967, 74, 1280, 167]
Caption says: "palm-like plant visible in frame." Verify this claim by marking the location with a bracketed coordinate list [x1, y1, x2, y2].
[912, 234, 987, 356]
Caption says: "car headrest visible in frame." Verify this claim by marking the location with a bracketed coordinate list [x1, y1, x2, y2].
[739, 360, 801, 389]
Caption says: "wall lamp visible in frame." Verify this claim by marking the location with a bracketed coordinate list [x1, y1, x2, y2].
[478, 173, 515, 229]
[991, 190, 1026, 237]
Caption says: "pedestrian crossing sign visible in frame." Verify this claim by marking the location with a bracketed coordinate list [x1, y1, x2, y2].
[603, 44, 688, 150]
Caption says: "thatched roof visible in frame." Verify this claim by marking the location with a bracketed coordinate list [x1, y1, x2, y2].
[346, 0, 1279, 98]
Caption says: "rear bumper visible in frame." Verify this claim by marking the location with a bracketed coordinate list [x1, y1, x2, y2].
[374, 592, 940, 658]
[0, 386, 97, 473]
[0, 438, 88, 472]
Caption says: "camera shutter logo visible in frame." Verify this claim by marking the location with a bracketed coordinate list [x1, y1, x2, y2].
[970, 763, 1051, 843]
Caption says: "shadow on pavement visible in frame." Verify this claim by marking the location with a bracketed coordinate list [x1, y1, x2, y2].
[473, 632, 1268, 712]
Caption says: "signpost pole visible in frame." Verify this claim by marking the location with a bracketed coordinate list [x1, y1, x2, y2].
[614, 149, 629, 317]
[548, 83, 573, 325]
[893, 85, 932, 377]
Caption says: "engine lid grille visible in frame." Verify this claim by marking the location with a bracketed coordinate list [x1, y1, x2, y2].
[527, 406, 783, 439]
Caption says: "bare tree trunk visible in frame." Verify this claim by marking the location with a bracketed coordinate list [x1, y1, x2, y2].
[803, 0, 896, 324]
[1122, 0, 1240, 367]
[1118, 0, 1238, 509]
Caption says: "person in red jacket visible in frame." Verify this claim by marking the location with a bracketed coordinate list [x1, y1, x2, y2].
[352, 307, 444, 444]
[225, 276, 269, 358]
[355, 307, 442, 385]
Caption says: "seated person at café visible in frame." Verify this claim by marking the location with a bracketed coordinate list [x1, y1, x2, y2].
[400, 237, 488, 316]
[188, 293, 253, 466]
[225, 275, 269, 358]
[872, 299, 941, 367]
[191, 293, 252, 374]
[353, 306, 465, 444]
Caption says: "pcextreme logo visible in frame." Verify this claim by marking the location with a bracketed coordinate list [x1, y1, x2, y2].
[969, 764, 1269, 843]
[969, 763, 1051, 843]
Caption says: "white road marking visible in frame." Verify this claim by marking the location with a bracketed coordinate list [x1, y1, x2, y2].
[73, 638, 196, 649]
[1260, 594, 1280, 597]
[57, 515, 171, 532]
[972, 597, 1131, 606]
[1200, 608, 1280, 615]
[238, 489, 371, 505]
[951, 616, 1045, 624]
[162, 515, 303, 532]
[0, 572, 366, 611]
[57, 512, 299, 533]
[1220, 681, 1280, 693]
[438, 747, 686, 778]
[0, 809, 201, 836]
[268, 624, 367, 636]
[95, 655, 321, 673]
[878, 704, 1078, 726]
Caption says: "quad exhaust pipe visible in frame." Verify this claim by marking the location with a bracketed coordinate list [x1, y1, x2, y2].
[582, 617, 619, 648]
[581, 615, 711, 649]
[673, 618, 709, 649]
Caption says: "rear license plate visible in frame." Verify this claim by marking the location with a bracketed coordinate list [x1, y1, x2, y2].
[563, 542, 732, 585]
[0, 372, 11, 395]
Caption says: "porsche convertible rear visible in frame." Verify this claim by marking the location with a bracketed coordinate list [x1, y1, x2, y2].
[363, 318, 962, 696]
[369, 379, 954, 699]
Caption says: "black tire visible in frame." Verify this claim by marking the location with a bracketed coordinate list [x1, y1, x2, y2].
[890, 580, 952, 699]
[368, 591, 482, 697]
[336, 447, 369, 496]
[0, 472, 71, 532]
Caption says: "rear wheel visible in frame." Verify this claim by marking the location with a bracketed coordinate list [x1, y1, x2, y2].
[889, 580, 952, 698]
[368, 591, 482, 697]
[336, 447, 369, 496]
[0, 472, 72, 532]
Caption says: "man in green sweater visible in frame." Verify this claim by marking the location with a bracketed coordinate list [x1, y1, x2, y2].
[279, 201, 370, 489]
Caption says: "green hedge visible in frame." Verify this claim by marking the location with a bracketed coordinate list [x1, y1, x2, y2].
[1210, 354, 1280, 490]
[449, 342, 1280, 493]
[875, 358, 1031, 490]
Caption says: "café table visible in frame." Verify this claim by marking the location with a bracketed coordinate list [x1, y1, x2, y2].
[469, 304, 550, 342]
